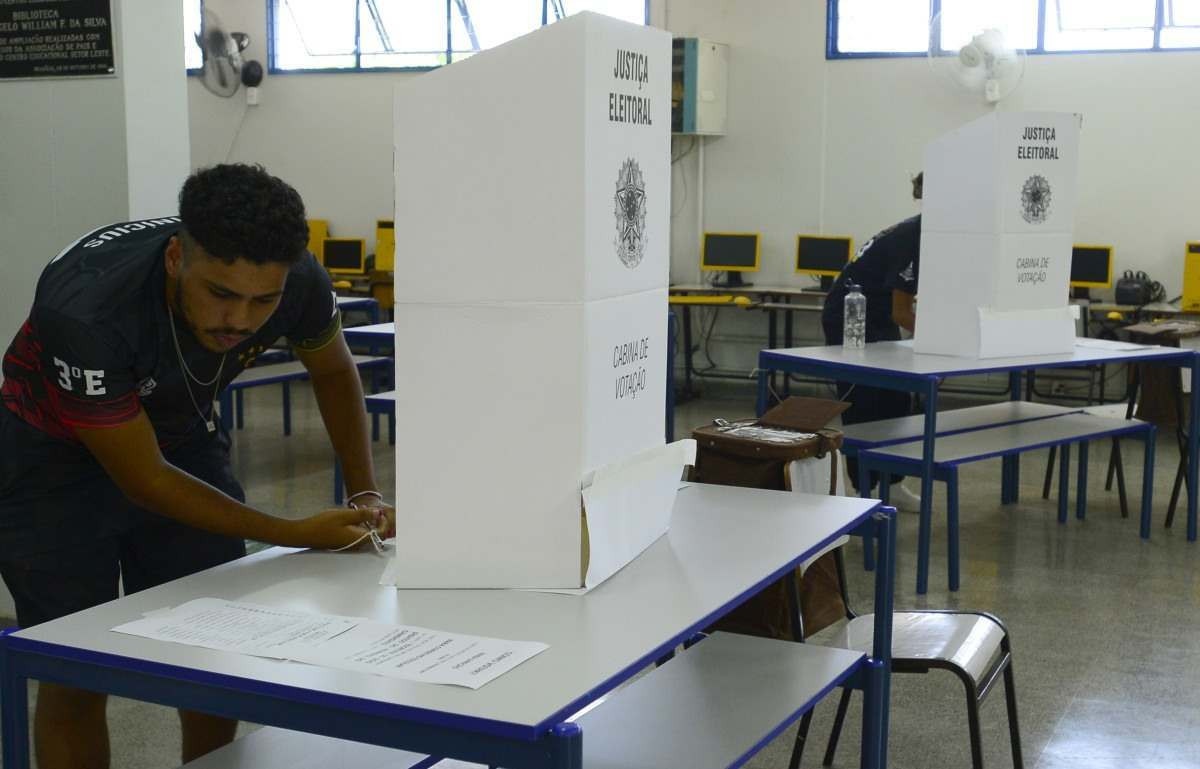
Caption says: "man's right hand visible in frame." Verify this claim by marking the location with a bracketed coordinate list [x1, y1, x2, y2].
[287, 507, 383, 550]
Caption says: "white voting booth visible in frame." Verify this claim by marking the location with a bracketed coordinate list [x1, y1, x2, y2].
[914, 111, 1081, 358]
[388, 13, 685, 590]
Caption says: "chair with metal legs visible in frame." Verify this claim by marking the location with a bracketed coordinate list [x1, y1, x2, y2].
[818, 610, 1023, 769]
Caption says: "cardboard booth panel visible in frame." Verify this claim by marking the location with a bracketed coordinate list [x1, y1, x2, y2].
[914, 232, 997, 356]
[582, 288, 669, 473]
[393, 12, 670, 306]
[584, 18, 671, 300]
[392, 301, 587, 587]
[922, 117, 1003, 235]
[1000, 112, 1079, 234]
[991, 233, 1075, 310]
[390, 291, 668, 588]
[922, 111, 1080, 236]
[977, 306, 1077, 359]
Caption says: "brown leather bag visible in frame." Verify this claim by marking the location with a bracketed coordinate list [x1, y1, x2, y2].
[692, 397, 849, 641]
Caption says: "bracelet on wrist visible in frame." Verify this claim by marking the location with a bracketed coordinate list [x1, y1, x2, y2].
[346, 489, 384, 509]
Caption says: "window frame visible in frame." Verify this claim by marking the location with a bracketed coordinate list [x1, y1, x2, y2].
[267, 0, 652, 75]
[184, 0, 203, 75]
[826, 0, 1198, 59]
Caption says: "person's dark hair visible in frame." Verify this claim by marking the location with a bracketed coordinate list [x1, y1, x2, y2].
[178, 163, 309, 266]
[911, 171, 924, 201]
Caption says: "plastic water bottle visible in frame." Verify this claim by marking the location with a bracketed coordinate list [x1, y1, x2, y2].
[843, 283, 866, 350]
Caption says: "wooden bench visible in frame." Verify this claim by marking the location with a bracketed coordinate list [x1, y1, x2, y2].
[219, 356, 392, 436]
[179, 633, 865, 769]
[859, 413, 1156, 592]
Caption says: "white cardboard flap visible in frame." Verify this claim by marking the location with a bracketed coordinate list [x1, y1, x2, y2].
[580, 439, 696, 590]
[978, 306, 1077, 358]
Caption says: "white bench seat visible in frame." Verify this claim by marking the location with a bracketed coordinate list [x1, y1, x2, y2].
[861, 413, 1156, 592]
[180, 633, 865, 769]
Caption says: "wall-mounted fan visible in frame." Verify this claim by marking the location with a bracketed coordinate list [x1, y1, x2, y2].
[928, 13, 1026, 105]
[197, 7, 264, 100]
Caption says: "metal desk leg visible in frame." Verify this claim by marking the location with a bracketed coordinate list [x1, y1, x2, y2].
[548, 722, 583, 769]
[1190, 355, 1199, 542]
[682, 304, 696, 401]
[282, 382, 292, 437]
[860, 458, 875, 572]
[1002, 371, 1022, 504]
[862, 508, 896, 769]
[783, 303, 795, 398]
[1142, 425, 1157, 540]
[0, 629, 31, 769]
[1057, 444, 1070, 524]
[218, 391, 234, 431]
[756, 368, 770, 417]
[948, 469, 960, 592]
[917, 380, 939, 595]
[1076, 441, 1088, 520]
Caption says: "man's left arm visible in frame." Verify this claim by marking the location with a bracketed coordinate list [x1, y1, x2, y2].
[295, 333, 381, 504]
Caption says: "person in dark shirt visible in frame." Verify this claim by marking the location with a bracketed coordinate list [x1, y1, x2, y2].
[0, 164, 395, 768]
[821, 173, 923, 506]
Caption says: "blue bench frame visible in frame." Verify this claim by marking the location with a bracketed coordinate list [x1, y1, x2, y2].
[860, 415, 1156, 592]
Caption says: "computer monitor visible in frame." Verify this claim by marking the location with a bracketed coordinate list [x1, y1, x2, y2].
[701, 232, 759, 288]
[375, 219, 395, 273]
[307, 219, 330, 260]
[1069, 245, 1112, 298]
[322, 238, 366, 276]
[795, 235, 852, 291]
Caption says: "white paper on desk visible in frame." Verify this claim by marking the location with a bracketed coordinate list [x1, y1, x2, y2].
[112, 598, 548, 689]
[284, 621, 548, 689]
[1074, 338, 1154, 351]
[112, 598, 359, 659]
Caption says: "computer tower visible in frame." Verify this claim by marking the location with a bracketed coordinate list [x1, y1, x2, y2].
[375, 219, 395, 272]
[1182, 242, 1200, 311]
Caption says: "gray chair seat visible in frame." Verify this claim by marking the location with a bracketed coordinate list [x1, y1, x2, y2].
[835, 611, 1006, 685]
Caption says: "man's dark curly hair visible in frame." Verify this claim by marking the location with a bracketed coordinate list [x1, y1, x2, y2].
[178, 163, 309, 266]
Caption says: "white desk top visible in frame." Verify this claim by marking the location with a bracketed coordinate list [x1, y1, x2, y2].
[761, 340, 1193, 379]
[335, 296, 378, 308]
[342, 322, 395, 338]
[11, 484, 877, 739]
[670, 283, 827, 299]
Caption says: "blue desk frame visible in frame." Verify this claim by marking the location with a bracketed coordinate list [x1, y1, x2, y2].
[0, 508, 896, 769]
[757, 343, 1200, 595]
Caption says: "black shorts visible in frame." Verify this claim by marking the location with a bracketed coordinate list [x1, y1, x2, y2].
[0, 409, 247, 628]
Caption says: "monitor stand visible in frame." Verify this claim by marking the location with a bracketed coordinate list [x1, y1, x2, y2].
[712, 271, 752, 289]
[819, 275, 834, 292]
[1070, 287, 1091, 301]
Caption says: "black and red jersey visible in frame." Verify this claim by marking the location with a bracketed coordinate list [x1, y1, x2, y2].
[1, 217, 340, 448]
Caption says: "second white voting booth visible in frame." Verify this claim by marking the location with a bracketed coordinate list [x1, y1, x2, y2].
[914, 111, 1081, 358]
[389, 13, 683, 590]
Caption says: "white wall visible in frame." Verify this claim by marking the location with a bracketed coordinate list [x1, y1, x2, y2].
[0, 0, 189, 618]
[182, 2, 1200, 373]
[661, 0, 1200, 373]
[188, 0, 417, 251]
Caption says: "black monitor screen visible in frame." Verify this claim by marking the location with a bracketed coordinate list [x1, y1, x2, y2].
[324, 239, 364, 271]
[1070, 246, 1111, 286]
[796, 236, 851, 274]
[702, 233, 758, 270]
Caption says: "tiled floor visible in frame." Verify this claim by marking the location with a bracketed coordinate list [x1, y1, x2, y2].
[9, 378, 1200, 768]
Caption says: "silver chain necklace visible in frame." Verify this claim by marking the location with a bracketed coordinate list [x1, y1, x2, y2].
[168, 304, 227, 433]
